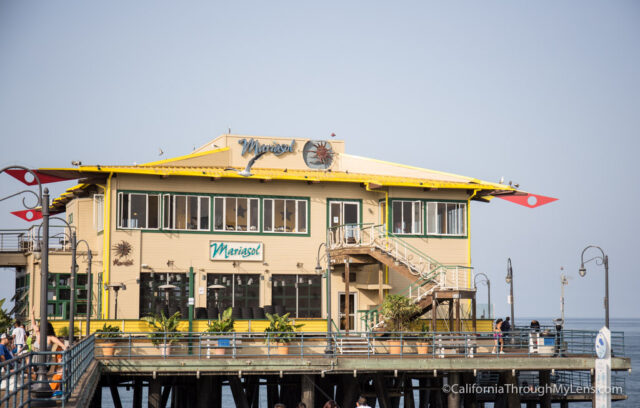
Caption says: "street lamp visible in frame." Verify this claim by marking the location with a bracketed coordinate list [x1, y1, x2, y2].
[474, 272, 491, 319]
[107, 283, 126, 319]
[578, 245, 609, 328]
[505, 258, 514, 327]
[316, 240, 332, 355]
[0, 166, 51, 403]
[560, 267, 568, 325]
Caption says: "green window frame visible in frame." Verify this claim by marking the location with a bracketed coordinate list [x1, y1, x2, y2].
[139, 272, 189, 318]
[213, 197, 260, 233]
[47, 273, 88, 318]
[391, 200, 423, 235]
[426, 201, 467, 237]
[206, 273, 260, 312]
[117, 192, 160, 230]
[163, 194, 210, 231]
[263, 198, 308, 234]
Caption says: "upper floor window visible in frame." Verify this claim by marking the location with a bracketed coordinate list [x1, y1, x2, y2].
[164, 194, 210, 231]
[93, 194, 104, 232]
[117, 192, 160, 229]
[263, 198, 307, 233]
[214, 197, 259, 232]
[392, 200, 422, 235]
[426, 202, 466, 236]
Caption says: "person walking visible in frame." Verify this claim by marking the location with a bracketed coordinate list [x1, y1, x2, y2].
[492, 318, 504, 354]
[501, 317, 511, 346]
[12, 320, 26, 354]
[0, 334, 12, 363]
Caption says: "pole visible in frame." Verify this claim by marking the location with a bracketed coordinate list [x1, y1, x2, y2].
[86, 250, 93, 336]
[508, 258, 515, 327]
[35, 188, 51, 398]
[487, 279, 491, 319]
[69, 230, 77, 345]
[188, 266, 194, 354]
[604, 255, 609, 329]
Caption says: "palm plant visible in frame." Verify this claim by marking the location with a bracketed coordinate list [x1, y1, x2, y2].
[264, 313, 304, 344]
[206, 307, 234, 333]
[142, 311, 182, 346]
[95, 323, 122, 339]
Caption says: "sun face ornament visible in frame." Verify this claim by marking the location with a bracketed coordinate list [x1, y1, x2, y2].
[303, 140, 334, 169]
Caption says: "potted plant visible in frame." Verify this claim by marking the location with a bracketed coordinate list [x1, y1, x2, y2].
[414, 321, 431, 355]
[142, 311, 181, 356]
[95, 323, 122, 357]
[205, 307, 234, 356]
[264, 313, 304, 355]
[379, 295, 420, 355]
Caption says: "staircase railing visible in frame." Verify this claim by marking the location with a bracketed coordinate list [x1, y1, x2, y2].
[328, 224, 474, 330]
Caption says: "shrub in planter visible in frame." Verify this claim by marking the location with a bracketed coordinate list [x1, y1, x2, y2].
[205, 307, 234, 356]
[95, 323, 122, 356]
[380, 295, 420, 355]
[264, 313, 304, 355]
[142, 311, 181, 356]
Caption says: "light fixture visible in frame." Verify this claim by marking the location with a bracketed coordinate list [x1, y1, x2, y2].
[207, 284, 225, 290]
[579, 264, 586, 277]
[296, 262, 304, 268]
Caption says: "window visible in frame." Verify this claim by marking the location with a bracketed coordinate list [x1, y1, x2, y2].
[93, 194, 104, 232]
[206, 274, 260, 312]
[272, 274, 321, 318]
[214, 197, 259, 232]
[426, 202, 467, 236]
[163, 194, 210, 231]
[392, 200, 422, 234]
[263, 198, 307, 233]
[47, 273, 87, 318]
[139, 273, 189, 318]
[117, 192, 160, 229]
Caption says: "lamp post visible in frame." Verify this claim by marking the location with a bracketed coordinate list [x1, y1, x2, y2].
[474, 272, 491, 319]
[107, 283, 126, 319]
[1, 166, 52, 403]
[505, 258, 514, 326]
[316, 240, 332, 355]
[578, 245, 609, 328]
[560, 267, 568, 325]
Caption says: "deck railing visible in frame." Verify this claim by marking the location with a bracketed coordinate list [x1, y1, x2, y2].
[0, 225, 70, 253]
[0, 335, 95, 408]
[93, 329, 625, 360]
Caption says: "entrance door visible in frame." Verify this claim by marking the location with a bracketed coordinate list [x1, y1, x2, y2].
[329, 200, 360, 244]
[338, 292, 357, 331]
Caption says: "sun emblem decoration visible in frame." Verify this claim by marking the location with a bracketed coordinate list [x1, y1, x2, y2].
[112, 240, 134, 266]
[303, 140, 335, 169]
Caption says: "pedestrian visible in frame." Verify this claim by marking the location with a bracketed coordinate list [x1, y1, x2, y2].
[0, 334, 13, 373]
[323, 401, 338, 408]
[12, 320, 26, 354]
[30, 306, 67, 353]
[492, 318, 504, 354]
[502, 317, 511, 345]
[356, 396, 372, 408]
[297, 403, 307, 408]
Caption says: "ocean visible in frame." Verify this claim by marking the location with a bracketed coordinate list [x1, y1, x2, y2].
[100, 318, 638, 407]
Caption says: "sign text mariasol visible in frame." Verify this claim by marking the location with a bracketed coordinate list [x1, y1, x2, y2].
[210, 241, 264, 261]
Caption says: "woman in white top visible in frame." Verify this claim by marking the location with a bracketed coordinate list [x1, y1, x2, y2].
[30, 307, 66, 352]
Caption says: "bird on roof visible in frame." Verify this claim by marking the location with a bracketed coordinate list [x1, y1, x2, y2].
[159, 148, 164, 156]
[224, 151, 266, 177]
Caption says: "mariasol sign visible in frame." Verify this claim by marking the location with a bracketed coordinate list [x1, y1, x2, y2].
[210, 241, 264, 261]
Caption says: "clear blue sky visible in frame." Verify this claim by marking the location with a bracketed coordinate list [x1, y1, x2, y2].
[1, 1, 639, 321]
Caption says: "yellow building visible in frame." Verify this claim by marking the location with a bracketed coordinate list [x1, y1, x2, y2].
[6, 134, 536, 333]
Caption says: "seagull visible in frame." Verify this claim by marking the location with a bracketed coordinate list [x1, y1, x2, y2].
[159, 148, 164, 156]
[225, 151, 266, 177]
[71, 160, 82, 166]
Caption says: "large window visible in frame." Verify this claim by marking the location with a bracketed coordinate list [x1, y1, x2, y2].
[214, 197, 259, 232]
[426, 202, 467, 236]
[206, 274, 260, 311]
[139, 273, 189, 318]
[263, 198, 307, 233]
[271, 274, 321, 318]
[117, 192, 160, 229]
[47, 273, 87, 318]
[163, 194, 210, 230]
[392, 200, 422, 235]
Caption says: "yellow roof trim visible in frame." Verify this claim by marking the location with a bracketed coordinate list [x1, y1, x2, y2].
[140, 146, 229, 167]
[41, 165, 515, 192]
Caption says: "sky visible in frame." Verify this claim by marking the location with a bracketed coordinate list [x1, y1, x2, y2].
[1, 1, 639, 321]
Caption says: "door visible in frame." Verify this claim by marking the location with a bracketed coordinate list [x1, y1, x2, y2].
[338, 292, 357, 331]
[329, 200, 360, 244]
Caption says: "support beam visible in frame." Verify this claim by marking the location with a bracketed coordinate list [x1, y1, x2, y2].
[374, 373, 392, 408]
[379, 266, 384, 304]
[471, 298, 477, 333]
[302, 375, 315, 408]
[432, 299, 437, 332]
[90, 385, 102, 408]
[403, 376, 415, 408]
[149, 380, 162, 408]
[229, 376, 250, 408]
[455, 300, 461, 332]
[418, 378, 428, 408]
[447, 372, 460, 408]
[503, 370, 520, 408]
[448, 301, 454, 332]
[160, 385, 172, 408]
[345, 260, 350, 334]
[133, 378, 142, 408]
[539, 370, 551, 408]
[267, 375, 279, 408]
[109, 384, 123, 408]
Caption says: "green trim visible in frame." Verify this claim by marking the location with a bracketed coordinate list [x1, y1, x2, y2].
[387, 197, 469, 239]
[115, 189, 311, 237]
[326, 198, 364, 229]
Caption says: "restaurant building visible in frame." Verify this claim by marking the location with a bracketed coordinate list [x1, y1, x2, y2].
[6, 134, 547, 332]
